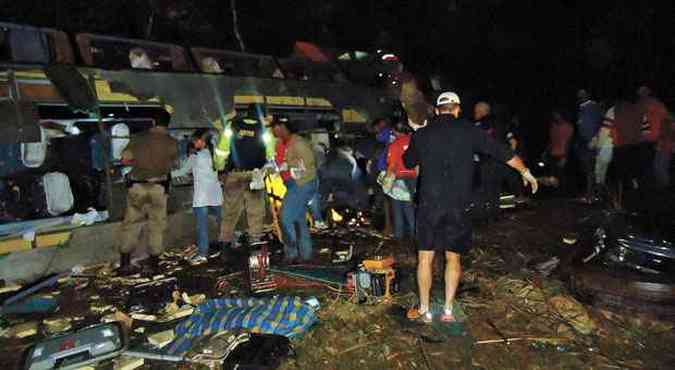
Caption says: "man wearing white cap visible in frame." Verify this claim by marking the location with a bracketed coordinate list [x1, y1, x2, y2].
[404, 91, 537, 323]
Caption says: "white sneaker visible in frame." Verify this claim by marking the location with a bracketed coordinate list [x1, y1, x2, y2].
[313, 221, 328, 230]
[188, 255, 208, 266]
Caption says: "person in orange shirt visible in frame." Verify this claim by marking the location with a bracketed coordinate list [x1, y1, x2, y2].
[548, 111, 574, 193]
[637, 86, 671, 188]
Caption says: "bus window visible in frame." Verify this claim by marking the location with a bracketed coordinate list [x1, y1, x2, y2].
[76, 34, 191, 72]
[0, 24, 50, 64]
[0, 28, 10, 61]
[278, 58, 343, 83]
[129, 47, 154, 70]
[44, 30, 74, 64]
[191, 48, 279, 78]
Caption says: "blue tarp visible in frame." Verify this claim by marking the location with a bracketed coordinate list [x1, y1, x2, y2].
[166, 296, 318, 356]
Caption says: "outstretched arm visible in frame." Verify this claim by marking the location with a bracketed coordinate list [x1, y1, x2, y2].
[506, 155, 538, 194]
[472, 128, 538, 194]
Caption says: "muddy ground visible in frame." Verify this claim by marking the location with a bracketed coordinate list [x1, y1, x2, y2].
[2, 199, 674, 370]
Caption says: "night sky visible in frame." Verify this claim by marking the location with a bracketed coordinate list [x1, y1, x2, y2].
[1, 0, 674, 147]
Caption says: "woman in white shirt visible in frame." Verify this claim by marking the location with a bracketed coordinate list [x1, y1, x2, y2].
[173, 129, 224, 265]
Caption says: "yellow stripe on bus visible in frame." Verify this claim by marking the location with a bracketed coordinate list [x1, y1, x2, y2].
[265, 96, 305, 106]
[234, 95, 265, 104]
[305, 97, 333, 107]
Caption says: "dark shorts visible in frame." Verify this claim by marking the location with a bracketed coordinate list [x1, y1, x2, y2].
[415, 206, 472, 254]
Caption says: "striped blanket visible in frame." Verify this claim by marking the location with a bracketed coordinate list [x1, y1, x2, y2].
[166, 296, 318, 355]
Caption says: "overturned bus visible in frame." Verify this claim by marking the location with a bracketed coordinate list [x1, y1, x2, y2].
[0, 22, 402, 259]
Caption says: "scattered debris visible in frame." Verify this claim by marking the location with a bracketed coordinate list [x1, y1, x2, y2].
[548, 295, 596, 336]
[114, 356, 144, 370]
[534, 256, 560, 276]
[43, 317, 72, 334]
[130, 313, 157, 322]
[562, 233, 578, 245]
[8, 321, 38, 338]
[181, 292, 206, 306]
[147, 329, 175, 349]
[0, 283, 22, 294]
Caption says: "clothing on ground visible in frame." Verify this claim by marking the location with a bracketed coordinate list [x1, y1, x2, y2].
[166, 296, 318, 356]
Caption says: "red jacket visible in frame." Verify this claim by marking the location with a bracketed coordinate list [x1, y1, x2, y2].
[387, 134, 417, 178]
[639, 97, 668, 143]
[275, 139, 291, 182]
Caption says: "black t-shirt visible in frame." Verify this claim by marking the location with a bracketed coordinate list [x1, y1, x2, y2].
[403, 114, 513, 211]
[229, 117, 267, 170]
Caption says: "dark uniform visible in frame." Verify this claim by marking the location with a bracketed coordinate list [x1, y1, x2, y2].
[119, 126, 178, 258]
[218, 115, 268, 242]
[403, 114, 513, 253]
[474, 115, 503, 218]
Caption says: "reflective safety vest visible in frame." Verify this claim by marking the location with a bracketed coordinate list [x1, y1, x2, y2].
[213, 117, 275, 171]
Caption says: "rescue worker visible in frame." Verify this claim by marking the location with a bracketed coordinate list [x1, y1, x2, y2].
[118, 109, 178, 276]
[404, 92, 537, 323]
[214, 104, 270, 248]
[270, 116, 318, 263]
[472, 101, 502, 219]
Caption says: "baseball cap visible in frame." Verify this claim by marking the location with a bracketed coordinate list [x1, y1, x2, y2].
[266, 114, 290, 127]
[436, 91, 461, 106]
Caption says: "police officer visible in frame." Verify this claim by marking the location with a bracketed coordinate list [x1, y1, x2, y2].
[214, 104, 271, 247]
[118, 109, 178, 275]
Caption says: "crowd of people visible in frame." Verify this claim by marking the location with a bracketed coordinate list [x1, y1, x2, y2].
[369, 91, 537, 323]
[116, 104, 323, 275]
[547, 85, 673, 207]
[114, 84, 672, 325]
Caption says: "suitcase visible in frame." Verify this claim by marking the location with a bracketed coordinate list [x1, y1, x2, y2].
[31, 172, 75, 217]
[22, 322, 127, 370]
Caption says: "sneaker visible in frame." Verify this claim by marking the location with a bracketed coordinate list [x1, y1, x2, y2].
[208, 242, 224, 258]
[249, 237, 267, 247]
[188, 255, 208, 266]
[313, 221, 328, 230]
[406, 306, 433, 324]
[440, 307, 456, 323]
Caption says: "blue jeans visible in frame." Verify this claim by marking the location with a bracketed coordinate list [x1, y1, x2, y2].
[194, 206, 222, 257]
[391, 197, 415, 239]
[281, 178, 319, 260]
[308, 190, 324, 223]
